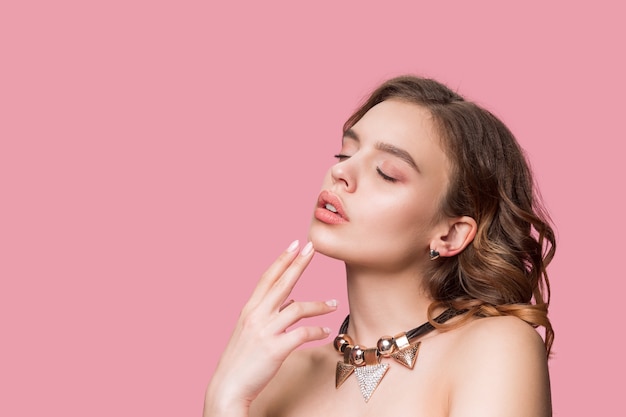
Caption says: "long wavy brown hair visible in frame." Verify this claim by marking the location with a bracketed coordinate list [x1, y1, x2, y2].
[343, 75, 556, 357]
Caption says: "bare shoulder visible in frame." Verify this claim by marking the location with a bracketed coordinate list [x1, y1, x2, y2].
[456, 314, 546, 354]
[447, 316, 552, 417]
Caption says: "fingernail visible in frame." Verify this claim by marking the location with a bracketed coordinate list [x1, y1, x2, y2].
[286, 240, 299, 252]
[301, 241, 314, 256]
[325, 299, 337, 307]
[323, 327, 331, 335]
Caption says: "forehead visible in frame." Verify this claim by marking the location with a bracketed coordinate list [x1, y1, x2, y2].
[352, 99, 437, 144]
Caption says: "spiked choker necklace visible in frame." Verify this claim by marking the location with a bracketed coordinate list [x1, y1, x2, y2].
[333, 308, 461, 402]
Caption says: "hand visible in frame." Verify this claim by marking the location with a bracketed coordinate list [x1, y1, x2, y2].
[203, 240, 337, 416]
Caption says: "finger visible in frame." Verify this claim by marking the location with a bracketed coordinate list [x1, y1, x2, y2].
[278, 325, 334, 352]
[246, 240, 301, 307]
[278, 299, 294, 312]
[263, 242, 315, 310]
[269, 299, 338, 334]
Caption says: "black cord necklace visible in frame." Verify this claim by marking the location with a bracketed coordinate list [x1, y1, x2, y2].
[333, 308, 463, 402]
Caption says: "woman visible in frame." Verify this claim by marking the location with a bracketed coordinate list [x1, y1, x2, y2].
[204, 75, 555, 416]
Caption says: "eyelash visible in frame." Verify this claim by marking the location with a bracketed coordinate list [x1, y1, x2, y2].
[376, 167, 397, 182]
[334, 154, 350, 161]
[333, 154, 397, 183]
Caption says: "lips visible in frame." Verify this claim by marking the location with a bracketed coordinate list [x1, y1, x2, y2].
[314, 190, 349, 224]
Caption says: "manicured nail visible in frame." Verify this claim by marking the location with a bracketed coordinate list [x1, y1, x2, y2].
[323, 327, 331, 335]
[286, 240, 299, 253]
[301, 241, 314, 256]
[325, 299, 337, 307]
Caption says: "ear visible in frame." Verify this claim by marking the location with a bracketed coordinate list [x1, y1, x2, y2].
[430, 216, 477, 258]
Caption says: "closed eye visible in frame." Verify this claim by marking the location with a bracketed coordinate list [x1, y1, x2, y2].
[377, 167, 397, 182]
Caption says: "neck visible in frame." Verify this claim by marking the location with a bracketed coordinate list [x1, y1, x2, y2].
[342, 262, 437, 347]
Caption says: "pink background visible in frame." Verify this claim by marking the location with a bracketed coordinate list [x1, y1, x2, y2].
[1, 1, 623, 415]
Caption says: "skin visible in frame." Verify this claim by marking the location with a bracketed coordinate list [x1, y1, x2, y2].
[204, 100, 551, 417]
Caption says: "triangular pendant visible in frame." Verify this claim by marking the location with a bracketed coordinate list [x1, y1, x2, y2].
[390, 340, 421, 369]
[335, 361, 355, 388]
[354, 363, 389, 402]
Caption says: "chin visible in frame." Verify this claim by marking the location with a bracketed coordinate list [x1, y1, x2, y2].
[307, 220, 347, 261]
[308, 222, 369, 264]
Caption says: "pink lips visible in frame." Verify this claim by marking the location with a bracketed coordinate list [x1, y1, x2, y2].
[314, 190, 349, 224]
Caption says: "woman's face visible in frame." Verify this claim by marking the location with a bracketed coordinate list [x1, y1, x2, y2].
[308, 99, 452, 271]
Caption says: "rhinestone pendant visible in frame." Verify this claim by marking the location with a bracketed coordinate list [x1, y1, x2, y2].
[354, 363, 389, 402]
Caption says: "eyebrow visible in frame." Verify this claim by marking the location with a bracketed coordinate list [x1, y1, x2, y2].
[343, 128, 420, 172]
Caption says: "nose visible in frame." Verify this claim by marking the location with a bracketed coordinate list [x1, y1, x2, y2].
[330, 159, 356, 192]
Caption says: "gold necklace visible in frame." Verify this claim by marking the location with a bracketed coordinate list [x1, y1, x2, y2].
[333, 308, 460, 402]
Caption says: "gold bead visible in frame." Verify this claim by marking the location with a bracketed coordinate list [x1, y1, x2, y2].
[350, 345, 366, 366]
[333, 334, 354, 353]
[377, 336, 395, 356]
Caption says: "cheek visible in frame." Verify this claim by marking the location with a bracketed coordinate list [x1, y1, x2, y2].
[361, 193, 429, 235]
